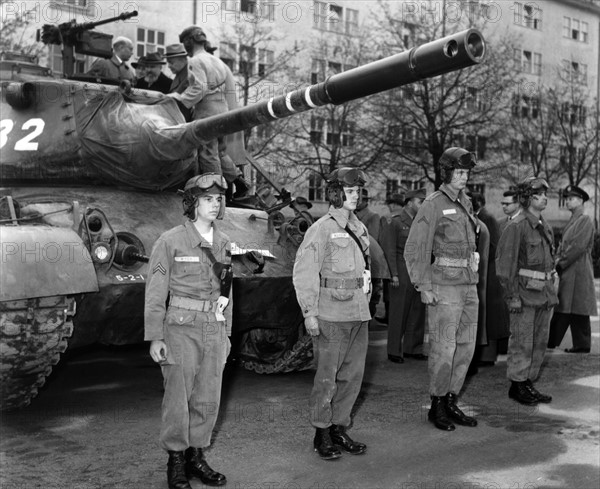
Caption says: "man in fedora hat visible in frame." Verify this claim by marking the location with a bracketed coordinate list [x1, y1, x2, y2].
[165, 43, 190, 94]
[136, 52, 172, 94]
[548, 185, 596, 353]
[87, 36, 135, 82]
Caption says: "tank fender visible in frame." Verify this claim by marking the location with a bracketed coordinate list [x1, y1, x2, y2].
[1, 226, 99, 301]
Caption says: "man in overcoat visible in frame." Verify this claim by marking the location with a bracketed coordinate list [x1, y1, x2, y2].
[383, 188, 427, 363]
[135, 52, 172, 94]
[87, 36, 135, 82]
[548, 185, 597, 353]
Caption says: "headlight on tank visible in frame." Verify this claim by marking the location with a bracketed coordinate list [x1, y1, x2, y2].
[91, 242, 111, 264]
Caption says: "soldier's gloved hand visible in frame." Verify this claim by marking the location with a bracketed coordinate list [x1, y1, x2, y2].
[150, 340, 168, 363]
[391, 275, 400, 288]
[508, 297, 522, 314]
[304, 316, 320, 337]
[420, 290, 438, 305]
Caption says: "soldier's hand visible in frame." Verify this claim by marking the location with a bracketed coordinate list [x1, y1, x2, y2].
[420, 290, 438, 305]
[150, 340, 168, 363]
[508, 297, 522, 314]
[391, 276, 400, 288]
[304, 316, 320, 337]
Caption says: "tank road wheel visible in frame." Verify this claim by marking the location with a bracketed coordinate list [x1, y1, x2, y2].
[0, 296, 75, 411]
[239, 321, 314, 374]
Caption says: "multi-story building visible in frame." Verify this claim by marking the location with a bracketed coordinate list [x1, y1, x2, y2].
[2, 0, 598, 225]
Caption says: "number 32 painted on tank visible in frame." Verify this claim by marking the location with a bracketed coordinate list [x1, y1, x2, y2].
[0, 118, 45, 151]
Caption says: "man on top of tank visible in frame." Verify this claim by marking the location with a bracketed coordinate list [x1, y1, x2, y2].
[87, 36, 135, 82]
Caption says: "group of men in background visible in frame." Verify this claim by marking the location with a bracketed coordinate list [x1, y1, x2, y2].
[86, 30, 249, 200]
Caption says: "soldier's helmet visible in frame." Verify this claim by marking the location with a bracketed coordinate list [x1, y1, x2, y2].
[439, 147, 476, 173]
[179, 173, 228, 220]
[325, 167, 367, 209]
[516, 176, 549, 207]
[179, 26, 207, 52]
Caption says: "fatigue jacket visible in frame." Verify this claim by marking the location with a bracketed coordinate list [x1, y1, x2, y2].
[144, 220, 232, 341]
[383, 207, 415, 278]
[170, 51, 228, 119]
[87, 55, 135, 81]
[404, 184, 479, 292]
[293, 207, 371, 323]
[496, 210, 558, 308]
[555, 207, 597, 316]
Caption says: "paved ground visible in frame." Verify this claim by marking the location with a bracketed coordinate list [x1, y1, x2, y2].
[1, 290, 599, 489]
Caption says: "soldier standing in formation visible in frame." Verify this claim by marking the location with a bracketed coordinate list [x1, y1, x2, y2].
[87, 36, 135, 82]
[383, 188, 427, 363]
[145, 174, 232, 488]
[548, 185, 597, 353]
[496, 177, 557, 406]
[293, 168, 371, 460]
[404, 148, 479, 432]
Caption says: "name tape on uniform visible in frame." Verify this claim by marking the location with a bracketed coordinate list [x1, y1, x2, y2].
[174, 256, 200, 262]
[442, 208, 457, 215]
[331, 232, 350, 239]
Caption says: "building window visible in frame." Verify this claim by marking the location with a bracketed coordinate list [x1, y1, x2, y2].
[308, 173, 326, 201]
[240, 0, 257, 14]
[239, 45, 256, 76]
[514, 49, 541, 75]
[313, 1, 359, 35]
[513, 2, 542, 30]
[563, 17, 588, 42]
[401, 126, 422, 156]
[561, 103, 587, 125]
[219, 42, 237, 71]
[386, 179, 399, 200]
[258, 48, 274, 77]
[512, 95, 540, 119]
[48, 44, 87, 75]
[400, 179, 421, 191]
[310, 116, 324, 144]
[311, 58, 325, 84]
[136, 28, 166, 57]
[562, 60, 587, 85]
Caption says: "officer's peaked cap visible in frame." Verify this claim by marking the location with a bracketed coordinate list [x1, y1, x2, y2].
[405, 188, 426, 200]
[563, 184, 589, 202]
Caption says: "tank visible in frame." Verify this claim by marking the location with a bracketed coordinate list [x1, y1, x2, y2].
[0, 16, 487, 410]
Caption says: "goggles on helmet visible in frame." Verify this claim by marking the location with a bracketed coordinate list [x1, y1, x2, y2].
[523, 177, 549, 194]
[329, 168, 367, 187]
[180, 173, 228, 196]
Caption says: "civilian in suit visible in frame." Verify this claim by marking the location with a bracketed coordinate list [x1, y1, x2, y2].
[87, 36, 135, 82]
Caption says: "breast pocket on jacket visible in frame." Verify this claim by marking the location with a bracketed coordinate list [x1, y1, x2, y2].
[330, 237, 356, 274]
[525, 237, 542, 265]
[437, 213, 461, 242]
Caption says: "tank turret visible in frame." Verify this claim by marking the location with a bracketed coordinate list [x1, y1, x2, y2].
[0, 26, 487, 410]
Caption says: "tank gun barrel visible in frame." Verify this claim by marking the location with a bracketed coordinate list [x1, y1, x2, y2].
[189, 29, 485, 143]
[71, 11, 139, 32]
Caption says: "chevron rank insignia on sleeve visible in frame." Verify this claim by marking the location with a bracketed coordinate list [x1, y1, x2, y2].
[153, 263, 166, 275]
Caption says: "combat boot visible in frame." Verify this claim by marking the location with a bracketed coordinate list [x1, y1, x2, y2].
[508, 381, 538, 406]
[185, 447, 227, 486]
[167, 451, 192, 489]
[428, 396, 455, 431]
[445, 393, 477, 427]
[313, 428, 342, 460]
[525, 379, 552, 403]
[330, 425, 367, 455]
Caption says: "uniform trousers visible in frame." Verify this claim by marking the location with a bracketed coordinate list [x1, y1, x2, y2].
[159, 311, 230, 452]
[548, 312, 591, 350]
[507, 306, 552, 382]
[427, 284, 478, 396]
[387, 281, 426, 356]
[310, 320, 368, 428]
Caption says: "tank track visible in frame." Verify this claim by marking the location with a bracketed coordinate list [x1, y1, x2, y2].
[0, 296, 75, 411]
[240, 332, 314, 374]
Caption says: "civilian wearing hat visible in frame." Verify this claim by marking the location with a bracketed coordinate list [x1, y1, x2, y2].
[87, 36, 135, 82]
[548, 185, 596, 353]
[135, 52, 173, 94]
[496, 177, 557, 406]
[382, 188, 427, 363]
[405, 148, 480, 431]
[165, 43, 193, 121]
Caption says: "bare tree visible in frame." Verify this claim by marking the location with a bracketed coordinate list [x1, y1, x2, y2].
[0, 1, 43, 56]
[371, 0, 518, 189]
